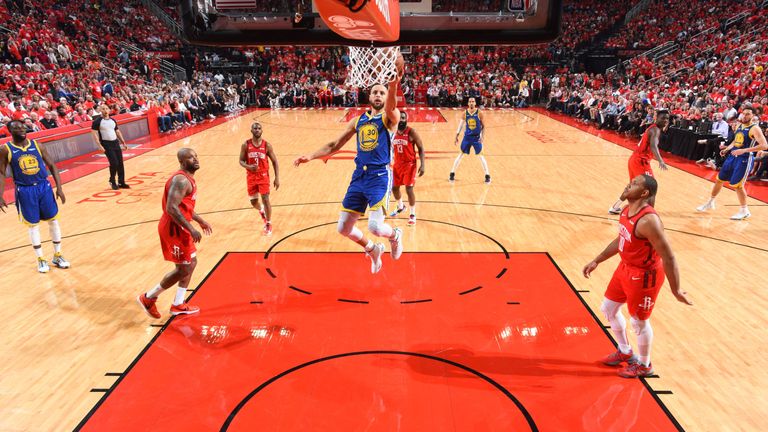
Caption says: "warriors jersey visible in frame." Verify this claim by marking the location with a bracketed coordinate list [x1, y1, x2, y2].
[6, 140, 49, 186]
[464, 109, 482, 139]
[354, 111, 392, 167]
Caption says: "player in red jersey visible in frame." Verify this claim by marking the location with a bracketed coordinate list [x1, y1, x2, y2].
[389, 111, 425, 226]
[137, 148, 212, 319]
[240, 121, 280, 235]
[608, 111, 669, 214]
[584, 174, 692, 378]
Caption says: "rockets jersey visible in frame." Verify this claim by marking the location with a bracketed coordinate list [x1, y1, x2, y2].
[246, 138, 270, 182]
[633, 124, 658, 160]
[618, 205, 661, 270]
[392, 127, 416, 165]
[161, 170, 197, 223]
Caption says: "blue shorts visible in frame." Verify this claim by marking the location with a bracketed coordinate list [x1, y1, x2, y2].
[15, 182, 58, 225]
[341, 165, 391, 215]
[461, 137, 482, 154]
[718, 154, 753, 188]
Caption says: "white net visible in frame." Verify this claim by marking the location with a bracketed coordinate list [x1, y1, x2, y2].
[346, 46, 400, 88]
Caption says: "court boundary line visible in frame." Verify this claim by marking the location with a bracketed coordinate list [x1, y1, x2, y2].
[545, 252, 686, 432]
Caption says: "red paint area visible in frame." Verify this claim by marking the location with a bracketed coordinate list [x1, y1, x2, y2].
[342, 108, 447, 123]
[530, 107, 768, 203]
[78, 252, 679, 431]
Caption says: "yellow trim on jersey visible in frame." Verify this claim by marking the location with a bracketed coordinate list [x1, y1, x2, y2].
[41, 213, 59, 222]
[342, 207, 365, 215]
[19, 213, 38, 227]
[8, 139, 33, 152]
[5, 143, 10, 163]
[369, 195, 389, 212]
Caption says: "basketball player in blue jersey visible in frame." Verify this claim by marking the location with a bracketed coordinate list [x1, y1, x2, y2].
[450, 97, 491, 184]
[697, 104, 768, 220]
[294, 56, 404, 274]
[0, 120, 70, 272]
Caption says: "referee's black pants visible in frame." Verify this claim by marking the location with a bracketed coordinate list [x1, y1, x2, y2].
[102, 140, 126, 185]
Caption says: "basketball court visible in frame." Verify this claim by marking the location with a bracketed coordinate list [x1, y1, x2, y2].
[2, 1, 767, 431]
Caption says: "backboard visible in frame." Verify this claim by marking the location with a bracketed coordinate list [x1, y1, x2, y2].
[180, 0, 561, 47]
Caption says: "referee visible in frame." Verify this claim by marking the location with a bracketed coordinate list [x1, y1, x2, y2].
[91, 105, 129, 190]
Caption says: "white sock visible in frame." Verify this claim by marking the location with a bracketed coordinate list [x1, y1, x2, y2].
[479, 155, 490, 175]
[348, 226, 364, 242]
[364, 239, 374, 252]
[451, 153, 464, 172]
[49, 220, 62, 253]
[397, 198, 403, 209]
[29, 225, 43, 258]
[741, 205, 748, 211]
[146, 284, 163, 299]
[410, 204, 416, 216]
[173, 286, 187, 306]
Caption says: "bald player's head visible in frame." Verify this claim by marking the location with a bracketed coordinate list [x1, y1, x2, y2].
[177, 148, 200, 173]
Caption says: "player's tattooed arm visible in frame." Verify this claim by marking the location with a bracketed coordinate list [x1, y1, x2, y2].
[166, 175, 199, 240]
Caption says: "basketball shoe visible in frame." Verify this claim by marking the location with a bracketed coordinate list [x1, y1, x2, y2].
[601, 349, 638, 366]
[37, 258, 50, 273]
[52, 253, 70, 269]
[730, 208, 751, 220]
[137, 294, 161, 319]
[389, 204, 405, 217]
[696, 199, 715, 212]
[485, 174, 491, 184]
[264, 222, 273, 236]
[608, 206, 622, 215]
[407, 214, 416, 226]
[389, 228, 403, 260]
[449, 172, 455, 183]
[258, 208, 267, 223]
[170, 303, 200, 316]
[366, 243, 385, 274]
[618, 362, 654, 378]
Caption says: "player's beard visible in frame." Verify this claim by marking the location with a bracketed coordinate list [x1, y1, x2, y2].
[371, 100, 384, 110]
[398, 121, 407, 131]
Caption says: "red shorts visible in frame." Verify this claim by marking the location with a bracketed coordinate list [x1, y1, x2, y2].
[604, 261, 665, 320]
[158, 220, 196, 264]
[247, 175, 270, 198]
[628, 155, 653, 181]
[392, 163, 417, 187]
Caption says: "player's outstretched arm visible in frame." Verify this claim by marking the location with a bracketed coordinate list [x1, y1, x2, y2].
[637, 214, 692, 306]
[39, 141, 65, 204]
[0, 145, 8, 211]
[385, 53, 404, 130]
[293, 119, 357, 166]
[166, 175, 202, 242]
[583, 237, 620, 278]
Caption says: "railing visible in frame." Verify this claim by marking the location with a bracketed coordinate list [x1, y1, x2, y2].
[118, 41, 187, 82]
[606, 41, 676, 74]
[141, 0, 184, 40]
[624, 0, 652, 24]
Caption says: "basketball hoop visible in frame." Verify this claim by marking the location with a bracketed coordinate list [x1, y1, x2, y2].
[346, 46, 400, 88]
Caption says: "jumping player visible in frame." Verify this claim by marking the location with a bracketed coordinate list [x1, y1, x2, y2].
[609, 110, 669, 214]
[294, 55, 405, 274]
[239, 121, 280, 235]
[389, 111, 425, 226]
[696, 104, 768, 220]
[0, 120, 70, 273]
[450, 97, 490, 184]
[584, 174, 693, 378]
[138, 148, 212, 318]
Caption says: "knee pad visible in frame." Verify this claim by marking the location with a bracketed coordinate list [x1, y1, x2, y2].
[367, 209, 388, 236]
[629, 317, 647, 335]
[337, 212, 358, 237]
